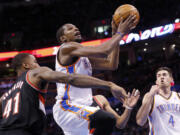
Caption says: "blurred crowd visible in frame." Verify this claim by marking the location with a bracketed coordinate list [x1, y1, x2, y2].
[0, 0, 179, 52]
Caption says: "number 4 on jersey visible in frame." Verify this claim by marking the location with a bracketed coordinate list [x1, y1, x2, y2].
[3, 92, 20, 118]
[169, 115, 175, 127]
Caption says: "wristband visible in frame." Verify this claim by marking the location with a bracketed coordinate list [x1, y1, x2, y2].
[123, 104, 133, 110]
[116, 32, 124, 37]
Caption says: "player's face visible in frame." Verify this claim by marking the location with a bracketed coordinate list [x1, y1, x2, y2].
[62, 24, 82, 42]
[24, 55, 40, 70]
[156, 70, 173, 88]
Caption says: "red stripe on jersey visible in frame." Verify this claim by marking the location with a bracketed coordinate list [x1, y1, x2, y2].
[93, 96, 103, 109]
[26, 71, 47, 93]
[39, 94, 45, 105]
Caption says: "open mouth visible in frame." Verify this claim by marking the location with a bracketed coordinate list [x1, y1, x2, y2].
[75, 31, 81, 36]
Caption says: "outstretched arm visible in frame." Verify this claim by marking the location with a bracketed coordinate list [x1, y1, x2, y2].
[88, 19, 120, 70]
[89, 45, 119, 70]
[94, 89, 140, 129]
[60, 15, 136, 58]
[136, 85, 159, 126]
[117, 89, 140, 128]
[29, 67, 127, 99]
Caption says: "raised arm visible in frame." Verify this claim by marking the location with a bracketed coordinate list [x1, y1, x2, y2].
[29, 67, 127, 99]
[89, 45, 119, 70]
[94, 89, 140, 129]
[136, 85, 159, 126]
[60, 15, 136, 58]
[88, 19, 121, 70]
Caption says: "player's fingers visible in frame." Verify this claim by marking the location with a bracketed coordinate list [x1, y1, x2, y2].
[136, 94, 140, 100]
[132, 88, 136, 96]
[135, 89, 140, 96]
[119, 17, 124, 25]
[129, 20, 138, 29]
[120, 97, 125, 103]
[126, 14, 136, 24]
[127, 92, 131, 98]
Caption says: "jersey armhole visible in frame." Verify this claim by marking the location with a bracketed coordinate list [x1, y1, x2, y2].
[56, 48, 62, 66]
[176, 92, 180, 99]
[26, 71, 47, 93]
[149, 96, 155, 116]
[56, 47, 81, 68]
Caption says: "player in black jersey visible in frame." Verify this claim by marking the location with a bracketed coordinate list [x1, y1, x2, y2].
[0, 53, 127, 135]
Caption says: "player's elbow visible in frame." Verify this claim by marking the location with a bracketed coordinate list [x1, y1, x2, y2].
[97, 52, 108, 58]
[108, 65, 118, 71]
[103, 64, 118, 71]
[103, 49, 113, 56]
[116, 118, 127, 129]
[112, 64, 118, 70]
[106, 60, 119, 71]
[136, 118, 145, 127]
[97, 48, 111, 57]
[105, 67, 116, 71]
[116, 124, 126, 129]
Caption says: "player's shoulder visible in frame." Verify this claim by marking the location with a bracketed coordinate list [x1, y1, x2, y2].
[29, 67, 52, 76]
[142, 92, 155, 104]
[59, 42, 83, 55]
[60, 42, 82, 49]
[174, 91, 180, 99]
[61, 43, 86, 59]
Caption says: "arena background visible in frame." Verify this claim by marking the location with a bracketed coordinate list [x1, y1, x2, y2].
[0, 0, 180, 134]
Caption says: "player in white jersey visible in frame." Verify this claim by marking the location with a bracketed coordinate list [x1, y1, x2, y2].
[53, 15, 137, 135]
[136, 67, 180, 135]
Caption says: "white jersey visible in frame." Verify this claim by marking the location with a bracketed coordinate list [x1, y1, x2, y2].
[148, 91, 180, 135]
[55, 47, 93, 106]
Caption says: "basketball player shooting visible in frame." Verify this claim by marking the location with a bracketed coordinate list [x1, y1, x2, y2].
[53, 12, 138, 135]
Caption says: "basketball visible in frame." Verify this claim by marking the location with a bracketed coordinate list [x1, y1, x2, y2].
[113, 4, 140, 27]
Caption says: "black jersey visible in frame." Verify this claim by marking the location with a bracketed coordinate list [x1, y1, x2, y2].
[0, 71, 47, 135]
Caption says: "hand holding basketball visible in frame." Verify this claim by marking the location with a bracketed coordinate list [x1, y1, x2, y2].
[113, 4, 140, 27]
[112, 4, 140, 35]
